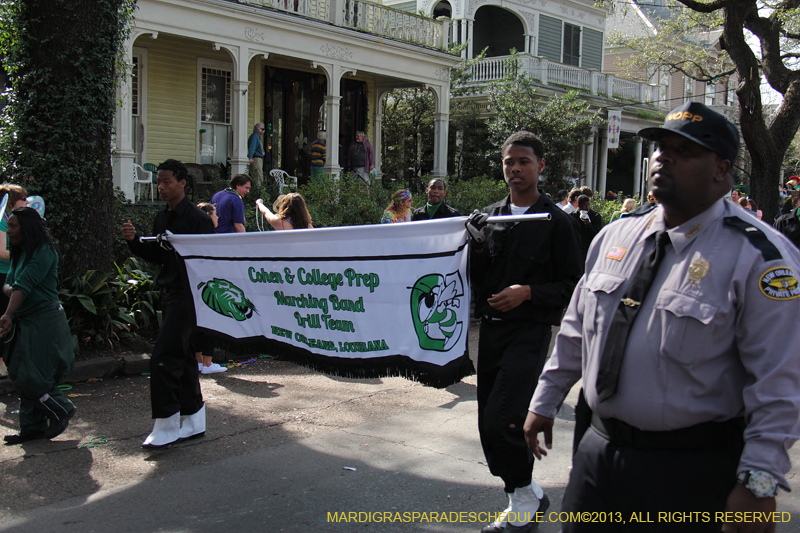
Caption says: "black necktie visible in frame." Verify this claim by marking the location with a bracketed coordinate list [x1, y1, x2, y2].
[596, 230, 670, 402]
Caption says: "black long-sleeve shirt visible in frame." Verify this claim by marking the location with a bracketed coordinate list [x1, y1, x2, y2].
[127, 195, 216, 290]
[470, 193, 583, 324]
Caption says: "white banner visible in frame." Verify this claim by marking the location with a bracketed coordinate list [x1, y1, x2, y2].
[608, 108, 623, 149]
[168, 218, 474, 387]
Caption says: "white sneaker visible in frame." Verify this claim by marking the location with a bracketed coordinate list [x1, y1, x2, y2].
[142, 412, 180, 448]
[197, 363, 203, 371]
[201, 362, 227, 374]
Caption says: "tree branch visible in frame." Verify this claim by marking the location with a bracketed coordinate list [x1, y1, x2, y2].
[674, 0, 729, 13]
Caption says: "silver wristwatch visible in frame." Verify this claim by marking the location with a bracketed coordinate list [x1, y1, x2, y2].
[737, 470, 779, 498]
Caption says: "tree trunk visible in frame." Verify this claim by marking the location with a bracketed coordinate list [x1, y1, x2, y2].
[4, 0, 128, 277]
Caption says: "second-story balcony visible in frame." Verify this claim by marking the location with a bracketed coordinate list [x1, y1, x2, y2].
[467, 53, 665, 109]
[231, 0, 451, 50]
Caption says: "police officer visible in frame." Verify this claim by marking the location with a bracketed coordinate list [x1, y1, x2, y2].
[468, 131, 582, 533]
[524, 102, 800, 532]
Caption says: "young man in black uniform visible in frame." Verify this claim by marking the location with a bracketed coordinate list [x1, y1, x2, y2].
[121, 159, 216, 448]
[411, 178, 461, 221]
[467, 131, 583, 532]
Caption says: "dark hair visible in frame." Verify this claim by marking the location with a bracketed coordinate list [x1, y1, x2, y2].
[276, 193, 312, 229]
[230, 174, 252, 188]
[197, 202, 215, 216]
[501, 131, 545, 160]
[577, 195, 591, 207]
[428, 178, 446, 190]
[556, 189, 568, 202]
[156, 159, 189, 183]
[0, 184, 27, 216]
[748, 198, 758, 211]
[9, 207, 55, 266]
[568, 188, 581, 202]
[580, 186, 593, 198]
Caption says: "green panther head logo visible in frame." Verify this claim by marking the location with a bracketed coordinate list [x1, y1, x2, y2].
[409, 272, 464, 352]
[198, 278, 258, 321]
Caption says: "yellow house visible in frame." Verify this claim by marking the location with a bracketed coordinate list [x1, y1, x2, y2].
[113, 0, 460, 199]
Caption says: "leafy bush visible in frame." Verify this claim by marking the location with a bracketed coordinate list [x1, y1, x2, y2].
[447, 175, 509, 214]
[297, 174, 392, 227]
[59, 257, 160, 351]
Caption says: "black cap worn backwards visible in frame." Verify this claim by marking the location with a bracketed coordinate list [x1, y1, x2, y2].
[638, 101, 740, 164]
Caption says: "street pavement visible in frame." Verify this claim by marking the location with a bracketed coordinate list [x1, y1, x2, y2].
[1, 323, 800, 532]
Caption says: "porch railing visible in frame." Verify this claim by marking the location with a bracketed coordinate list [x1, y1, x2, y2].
[466, 53, 665, 109]
[236, 0, 449, 50]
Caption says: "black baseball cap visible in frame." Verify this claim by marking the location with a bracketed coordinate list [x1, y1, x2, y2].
[638, 101, 740, 164]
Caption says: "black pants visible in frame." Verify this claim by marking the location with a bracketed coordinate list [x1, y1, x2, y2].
[478, 319, 552, 492]
[150, 290, 203, 419]
[561, 428, 742, 532]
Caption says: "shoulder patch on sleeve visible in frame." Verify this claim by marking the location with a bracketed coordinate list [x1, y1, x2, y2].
[759, 267, 800, 300]
[627, 202, 658, 217]
[724, 217, 783, 262]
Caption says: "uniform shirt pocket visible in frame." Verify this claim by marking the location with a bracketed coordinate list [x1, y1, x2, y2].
[583, 271, 626, 336]
[652, 289, 718, 366]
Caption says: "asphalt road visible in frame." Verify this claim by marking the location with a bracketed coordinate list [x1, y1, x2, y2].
[1, 323, 799, 532]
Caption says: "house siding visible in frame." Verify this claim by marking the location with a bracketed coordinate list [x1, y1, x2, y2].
[134, 34, 230, 165]
[581, 28, 603, 70]
[538, 15, 562, 62]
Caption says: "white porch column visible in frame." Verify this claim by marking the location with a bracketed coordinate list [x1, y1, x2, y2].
[584, 127, 596, 191]
[218, 43, 252, 177]
[461, 19, 468, 58]
[428, 83, 450, 179]
[633, 136, 643, 197]
[467, 20, 474, 59]
[113, 35, 137, 200]
[433, 112, 449, 178]
[313, 61, 355, 175]
[597, 128, 609, 196]
[323, 95, 342, 174]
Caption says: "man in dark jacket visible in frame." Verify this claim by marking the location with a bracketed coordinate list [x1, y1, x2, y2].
[411, 178, 461, 221]
[468, 131, 582, 533]
[773, 196, 800, 250]
[570, 194, 604, 262]
[122, 159, 216, 449]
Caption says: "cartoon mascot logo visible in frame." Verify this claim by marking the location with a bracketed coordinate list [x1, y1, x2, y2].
[198, 278, 258, 321]
[409, 272, 464, 352]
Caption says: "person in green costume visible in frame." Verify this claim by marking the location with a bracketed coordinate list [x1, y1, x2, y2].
[1, 207, 75, 445]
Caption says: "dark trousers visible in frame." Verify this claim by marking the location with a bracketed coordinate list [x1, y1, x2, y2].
[150, 291, 203, 419]
[478, 319, 552, 492]
[561, 428, 742, 532]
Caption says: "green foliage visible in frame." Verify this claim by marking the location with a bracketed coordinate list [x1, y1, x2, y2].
[0, 0, 136, 278]
[486, 52, 602, 186]
[591, 196, 625, 225]
[446, 175, 509, 215]
[296, 174, 392, 227]
[59, 257, 159, 351]
[112, 188, 161, 266]
[381, 88, 435, 184]
[606, 1, 730, 83]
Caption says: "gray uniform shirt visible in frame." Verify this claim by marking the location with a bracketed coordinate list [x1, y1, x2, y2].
[530, 198, 800, 489]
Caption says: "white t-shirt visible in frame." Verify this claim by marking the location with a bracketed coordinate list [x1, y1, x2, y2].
[510, 203, 530, 216]
[562, 203, 577, 214]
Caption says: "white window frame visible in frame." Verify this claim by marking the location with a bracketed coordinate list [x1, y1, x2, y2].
[196, 57, 233, 163]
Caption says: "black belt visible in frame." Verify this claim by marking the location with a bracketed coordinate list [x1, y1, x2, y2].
[591, 413, 744, 450]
